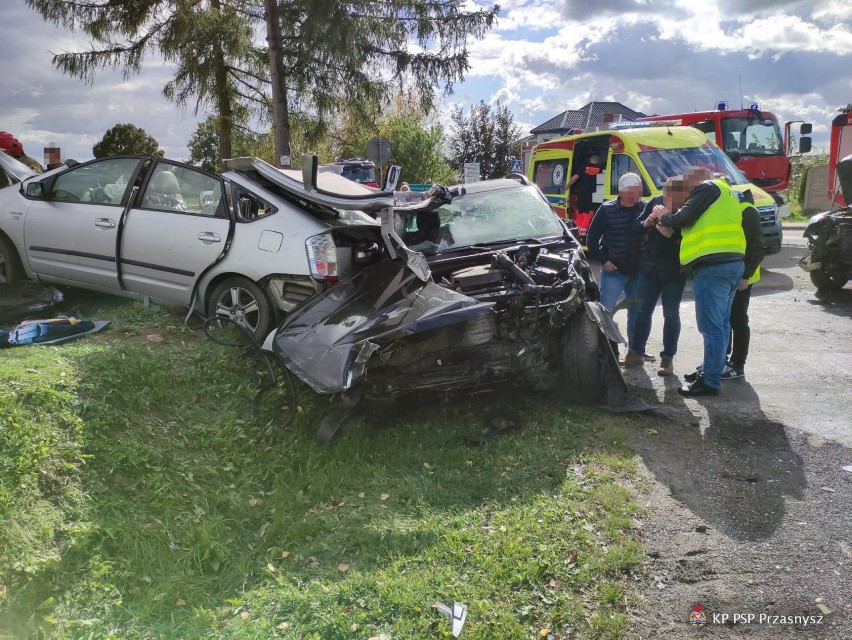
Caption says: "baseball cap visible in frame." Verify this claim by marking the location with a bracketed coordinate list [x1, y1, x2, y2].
[618, 172, 642, 190]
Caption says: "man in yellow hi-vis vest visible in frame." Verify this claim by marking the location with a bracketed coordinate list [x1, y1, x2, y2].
[654, 166, 746, 396]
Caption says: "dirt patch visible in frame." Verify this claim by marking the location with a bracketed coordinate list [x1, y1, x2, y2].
[624, 410, 851, 638]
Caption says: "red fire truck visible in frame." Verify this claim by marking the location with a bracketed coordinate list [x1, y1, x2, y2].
[638, 103, 811, 202]
[828, 104, 852, 207]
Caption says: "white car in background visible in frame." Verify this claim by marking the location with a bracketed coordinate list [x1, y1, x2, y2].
[0, 152, 393, 339]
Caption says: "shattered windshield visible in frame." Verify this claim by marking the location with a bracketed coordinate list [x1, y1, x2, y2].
[398, 184, 564, 254]
[639, 145, 749, 190]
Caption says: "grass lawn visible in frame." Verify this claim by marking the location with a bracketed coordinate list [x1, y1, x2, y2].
[1, 292, 647, 639]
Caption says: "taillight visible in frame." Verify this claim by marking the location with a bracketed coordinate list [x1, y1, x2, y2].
[306, 233, 338, 281]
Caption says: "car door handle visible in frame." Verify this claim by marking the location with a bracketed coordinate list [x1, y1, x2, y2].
[94, 218, 116, 229]
[197, 232, 222, 244]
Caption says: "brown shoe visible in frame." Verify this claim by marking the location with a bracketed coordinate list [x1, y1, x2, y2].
[620, 350, 644, 367]
[657, 356, 674, 376]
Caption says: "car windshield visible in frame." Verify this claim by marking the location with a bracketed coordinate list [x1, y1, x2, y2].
[639, 145, 749, 189]
[721, 116, 783, 156]
[342, 166, 376, 183]
[398, 184, 563, 253]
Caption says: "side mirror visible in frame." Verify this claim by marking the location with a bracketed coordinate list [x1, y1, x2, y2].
[798, 137, 812, 154]
[800, 123, 812, 135]
[384, 165, 401, 192]
[26, 182, 44, 198]
[726, 150, 741, 164]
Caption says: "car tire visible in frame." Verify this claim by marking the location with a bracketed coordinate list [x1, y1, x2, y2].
[0, 235, 23, 284]
[207, 277, 275, 342]
[561, 310, 603, 404]
[809, 268, 848, 291]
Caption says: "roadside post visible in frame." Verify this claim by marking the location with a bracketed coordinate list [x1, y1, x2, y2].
[367, 137, 393, 187]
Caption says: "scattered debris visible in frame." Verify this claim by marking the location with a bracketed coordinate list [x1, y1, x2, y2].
[436, 601, 467, 637]
[0, 282, 63, 321]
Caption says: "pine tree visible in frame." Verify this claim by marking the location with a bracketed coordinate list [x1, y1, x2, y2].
[26, 0, 498, 168]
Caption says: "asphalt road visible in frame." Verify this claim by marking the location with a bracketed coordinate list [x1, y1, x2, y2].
[603, 224, 852, 638]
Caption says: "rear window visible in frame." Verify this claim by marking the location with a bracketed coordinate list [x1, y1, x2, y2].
[532, 159, 567, 195]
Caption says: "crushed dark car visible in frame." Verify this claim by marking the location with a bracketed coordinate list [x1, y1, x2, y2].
[799, 155, 852, 291]
[268, 157, 631, 440]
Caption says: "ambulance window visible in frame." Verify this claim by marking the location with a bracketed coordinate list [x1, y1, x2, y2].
[611, 155, 651, 197]
[533, 159, 568, 195]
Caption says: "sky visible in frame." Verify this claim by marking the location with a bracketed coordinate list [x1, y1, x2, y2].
[2, 0, 851, 166]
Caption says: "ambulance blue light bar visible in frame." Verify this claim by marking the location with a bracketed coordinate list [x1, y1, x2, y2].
[607, 119, 682, 130]
[748, 102, 760, 111]
[716, 100, 728, 111]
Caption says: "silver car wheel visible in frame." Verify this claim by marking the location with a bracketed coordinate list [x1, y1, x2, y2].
[214, 286, 262, 334]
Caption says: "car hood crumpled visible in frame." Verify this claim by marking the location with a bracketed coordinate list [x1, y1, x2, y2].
[272, 259, 494, 394]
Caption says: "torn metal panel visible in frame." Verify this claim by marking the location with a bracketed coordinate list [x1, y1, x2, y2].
[0, 283, 63, 321]
[273, 258, 493, 393]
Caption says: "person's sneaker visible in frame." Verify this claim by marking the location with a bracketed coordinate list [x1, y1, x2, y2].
[677, 378, 720, 397]
[643, 353, 657, 363]
[657, 356, 674, 376]
[619, 350, 645, 367]
[721, 364, 745, 380]
[683, 366, 703, 383]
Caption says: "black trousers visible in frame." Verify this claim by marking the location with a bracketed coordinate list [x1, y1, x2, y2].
[727, 284, 752, 367]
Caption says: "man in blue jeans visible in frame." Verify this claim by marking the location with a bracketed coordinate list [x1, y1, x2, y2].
[586, 172, 647, 364]
[632, 176, 689, 376]
[655, 167, 746, 396]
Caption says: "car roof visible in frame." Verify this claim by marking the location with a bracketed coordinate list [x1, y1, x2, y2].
[0, 150, 37, 182]
[222, 157, 394, 213]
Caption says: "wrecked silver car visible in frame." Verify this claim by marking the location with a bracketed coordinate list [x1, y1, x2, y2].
[269, 158, 629, 439]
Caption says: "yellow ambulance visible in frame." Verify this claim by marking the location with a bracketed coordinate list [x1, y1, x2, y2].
[527, 122, 780, 248]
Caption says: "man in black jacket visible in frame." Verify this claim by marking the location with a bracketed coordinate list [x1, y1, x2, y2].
[586, 172, 647, 364]
[632, 176, 689, 375]
[723, 188, 765, 380]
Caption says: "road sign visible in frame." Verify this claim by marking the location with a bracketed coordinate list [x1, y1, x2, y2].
[463, 163, 481, 183]
[509, 158, 523, 173]
[366, 137, 393, 165]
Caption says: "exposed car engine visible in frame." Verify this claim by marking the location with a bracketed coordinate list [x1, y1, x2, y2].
[361, 244, 601, 399]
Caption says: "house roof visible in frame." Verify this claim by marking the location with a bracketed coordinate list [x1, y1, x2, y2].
[530, 101, 647, 135]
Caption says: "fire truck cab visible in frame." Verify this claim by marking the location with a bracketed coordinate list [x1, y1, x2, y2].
[639, 103, 811, 215]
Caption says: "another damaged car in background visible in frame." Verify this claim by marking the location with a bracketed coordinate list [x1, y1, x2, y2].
[799, 155, 852, 291]
[270, 157, 632, 441]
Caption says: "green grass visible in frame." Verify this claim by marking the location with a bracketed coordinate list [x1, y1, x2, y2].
[1, 292, 646, 639]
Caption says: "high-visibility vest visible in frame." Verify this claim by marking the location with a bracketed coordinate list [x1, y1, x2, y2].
[679, 179, 746, 266]
[747, 265, 761, 285]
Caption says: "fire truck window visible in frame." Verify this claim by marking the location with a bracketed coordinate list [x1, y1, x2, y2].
[533, 159, 567, 195]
